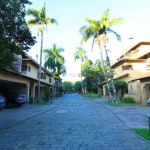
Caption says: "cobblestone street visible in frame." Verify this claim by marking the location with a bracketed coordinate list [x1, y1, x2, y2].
[0, 94, 150, 150]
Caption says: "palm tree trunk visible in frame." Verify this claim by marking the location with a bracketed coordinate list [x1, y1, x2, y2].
[37, 32, 43, 103]
[52, 71, 55, 99]
[99, 45, 112, 100]
[104, 48, 118, 104]
[58, 76, 59, 96]
[80, 61, 84, 94]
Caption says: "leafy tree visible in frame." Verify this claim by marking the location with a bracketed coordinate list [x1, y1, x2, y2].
[0, 0, 36, 70]
[110, 80, 127, 101]
[74, 81, 82, 93]
[59, 83, 65, 92]
[43, 44, 65, 97]
[80, 9, 122, 103]
[63, 81, 74, 93]
[26, 2, 58, 102]
[43, 85, 50, 102]
[81, 59, 105, 94]
[57, 64, 66, 94]
[74, 46, 87, 94]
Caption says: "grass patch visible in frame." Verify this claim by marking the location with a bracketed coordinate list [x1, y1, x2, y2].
[132, 128, 150, 141]
[83, 92, 101, 99]
[107, 102, 139, 106]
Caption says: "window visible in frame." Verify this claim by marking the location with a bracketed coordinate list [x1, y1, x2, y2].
[21, 66, 31, 72]
[41, 73, 44, 79]
[122, 65, 133, 71]
[21, 66, 27, 71]
[37, 72, 46, 79]
[49, 78, 52, 83]
[27, 66, 31, 72]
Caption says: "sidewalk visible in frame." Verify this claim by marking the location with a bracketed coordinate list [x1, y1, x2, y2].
[0, 102, 59, 131]
[92, 98, 150, 129]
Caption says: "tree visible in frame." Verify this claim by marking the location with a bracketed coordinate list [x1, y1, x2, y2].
[0, 0, 36, 70]
[63, 81, 74, 93]
[43, 85, 50, 102]
[81, 59, 105, 94]
[74, 81, 82, 93]
[43, 44, 65, 98]
[80, 9, 122, 103]
[26, 2, 58, 103]
[74, 46, 87, 94]
[111, 80, 127, 102]
[59, 83, 65, 92]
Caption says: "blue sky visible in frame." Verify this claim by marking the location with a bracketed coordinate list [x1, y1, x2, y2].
[26, 0, 150, 82]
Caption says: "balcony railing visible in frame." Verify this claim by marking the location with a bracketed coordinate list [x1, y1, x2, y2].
[13, 55, 22, 72]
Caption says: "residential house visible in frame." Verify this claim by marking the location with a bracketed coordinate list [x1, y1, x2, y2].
[102, 42, 150, 105]
[0, 52, 56, 102]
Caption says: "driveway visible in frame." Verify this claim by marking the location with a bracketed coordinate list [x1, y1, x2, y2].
[92, 98, 150, 129]
[0, 94, 150, 150]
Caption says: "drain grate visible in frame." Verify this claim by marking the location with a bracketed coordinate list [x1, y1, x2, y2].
[62, 104, 81, 106]
[55, 110, 68, 114]
[36, 121, 43, 124]
[85, 104, 101, 106]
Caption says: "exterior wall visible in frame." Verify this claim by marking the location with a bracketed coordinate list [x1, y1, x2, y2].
[106, 43, 150, 106]
[21, 61, 53, 85]
[0, 71, 30, 99]
[124, 80, 142, 103]
[120, 45, 150, 58]
[113, 62, 150, 82]
[22, 61, 39, 79]
[0, 52, 55, 103]
[140, 82, 150, 106]
[137, 45, 150, 57]
[0, 71, 30, 85]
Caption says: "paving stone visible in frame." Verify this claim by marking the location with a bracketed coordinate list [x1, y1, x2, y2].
[0, 94, 150, 149]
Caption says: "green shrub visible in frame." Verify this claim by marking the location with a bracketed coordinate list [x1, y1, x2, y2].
[29, 96, 33, 104]
[43, 85, 50, 102]
[122, 96, 136, 103]
[83, 92, 102, 98]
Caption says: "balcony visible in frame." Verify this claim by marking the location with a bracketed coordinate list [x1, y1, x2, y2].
[12, 55, 22, 72]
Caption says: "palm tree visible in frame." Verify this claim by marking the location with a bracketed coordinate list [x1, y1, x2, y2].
[26, 2, 58, 103]
[43, 44, 65, 99]
[74, 46, 87, 94]
[80, 9, 122, 102]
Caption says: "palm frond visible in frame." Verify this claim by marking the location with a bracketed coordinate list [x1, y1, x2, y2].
[110, 18, 123, 26]
[27, 19, 39, 28]
[80, 25, 96, 44]
[43, 18, 58, 26]
[41, 2, 46, 18]
[91, 35, 97, 51]
[26, 9, 39, 18]
[51, 18, 58, 25]
[106, 28, 121, 41]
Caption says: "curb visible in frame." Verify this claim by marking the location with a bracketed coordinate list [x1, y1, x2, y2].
[83, 96, 150, 145]
[102, 103, 150, 145]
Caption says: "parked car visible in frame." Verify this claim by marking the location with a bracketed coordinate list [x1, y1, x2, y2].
[0, 93, 6, 110]
[147, 98, 150, 105]
[2, 91, 26, 108]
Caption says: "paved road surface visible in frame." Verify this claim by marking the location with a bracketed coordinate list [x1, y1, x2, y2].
[0, 94, 150, 150]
